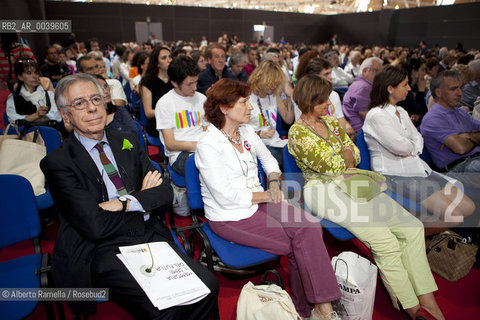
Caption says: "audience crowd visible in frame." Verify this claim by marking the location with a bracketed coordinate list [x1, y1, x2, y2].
[1, 30, 480, 320]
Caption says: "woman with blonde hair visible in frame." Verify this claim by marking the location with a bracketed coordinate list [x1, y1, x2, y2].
[248, 59, 294, 167]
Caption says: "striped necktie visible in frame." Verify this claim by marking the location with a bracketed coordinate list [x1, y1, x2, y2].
[94, 142, 127, 196]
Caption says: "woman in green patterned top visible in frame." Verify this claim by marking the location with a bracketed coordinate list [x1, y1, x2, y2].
[288, 74, 445, 320]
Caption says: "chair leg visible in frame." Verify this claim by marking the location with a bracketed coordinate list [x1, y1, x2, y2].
[55, 301, 66, 320]
[44, 301, 56, 320]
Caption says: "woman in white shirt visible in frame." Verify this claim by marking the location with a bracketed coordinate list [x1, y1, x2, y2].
[363, 65, 474, 233]
[6, 58, 61, 124]
[247, 60, 295, 168]
[196, 78, 342, 320]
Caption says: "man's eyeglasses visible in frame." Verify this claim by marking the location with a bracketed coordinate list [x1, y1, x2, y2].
[368, 67, 380, 73]
[65, 94, 104, 111]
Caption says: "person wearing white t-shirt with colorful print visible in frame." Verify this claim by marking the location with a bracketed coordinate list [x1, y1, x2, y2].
[156, 56, 208, 176]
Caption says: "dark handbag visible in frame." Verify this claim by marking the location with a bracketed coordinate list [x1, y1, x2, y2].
[426, 230, 478, 282]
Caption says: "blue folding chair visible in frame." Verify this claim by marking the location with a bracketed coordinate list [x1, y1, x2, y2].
[282, 146, 355, 240]
[138, 101, 164, 149]
[0, 174, 63, 320]
[185, 156, 278, 274]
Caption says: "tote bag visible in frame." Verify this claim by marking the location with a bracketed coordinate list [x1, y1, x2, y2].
[0, 124, 47, 195]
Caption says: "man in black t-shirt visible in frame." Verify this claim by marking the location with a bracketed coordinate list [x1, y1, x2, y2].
[40, 46, 72, 82]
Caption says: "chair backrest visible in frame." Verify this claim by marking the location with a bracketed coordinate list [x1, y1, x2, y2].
[185, 154, 267, 211]
[282, 146, 304, 198]
[356, 130, 371, 170]
[417, 126, 434, 167]
[3, 112, 9, 126]
[27, 126, 62, 154]
[0, 175, 41, 249]
[139, 101, 148, 128]
[0, 126, 62, 154]
[185, 156, 203, 210]
[134, 121, 146, 150]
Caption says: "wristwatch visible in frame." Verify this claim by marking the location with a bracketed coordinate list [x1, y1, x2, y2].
[118, 196, 128, 212]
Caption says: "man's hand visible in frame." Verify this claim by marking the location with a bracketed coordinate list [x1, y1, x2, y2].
[141, 170, 163, 191]
[99, 198, 126, 211]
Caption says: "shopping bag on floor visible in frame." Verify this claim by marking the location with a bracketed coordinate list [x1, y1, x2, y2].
[331, 251, 378, 320]
[236, 270, 301, 320]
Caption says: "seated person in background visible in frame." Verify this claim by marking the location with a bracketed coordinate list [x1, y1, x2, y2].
[95, 75, 137, 135]
[363, 66, 474, 234]
[460, 59, 480, 110]
[343, 50, 362, 78]
[40, 73, 218, 319]
[243, 46, 258, 76]
[7, 58, 61, 124]
[40, 46, 72, 83]
[77, 55, 127, 106]
[58, 49, 76, 74]
[92, 55, 114, 80]
[197, 43, 236, 94]
[288, 74, 445, 320]
[303, 57, 356, 140]
[324, 50, 353, 88]
[398, 58, 428, 126]
[342, 57, 383, 133]
[421, 70, 480, 190]
[156, 55, 207, 176]
[140, 46, 173, 138]
[128, 51, 149, 94]
[473, 96, 480, 121]
[228, 52, 248, 82]
[248, 60, 294, 168]
[196, 78, 342, 320]
[191, 50, 207, 72]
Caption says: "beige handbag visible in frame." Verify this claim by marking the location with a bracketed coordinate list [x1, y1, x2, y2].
[0, 124, 47, 195]
[236, 280, 301, 320]
[426, 230, 478, 282]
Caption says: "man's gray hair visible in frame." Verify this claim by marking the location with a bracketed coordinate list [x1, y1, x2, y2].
[430, 70, 462, 100]
[468, 59, 480, 77]
[229, 52, 247, 66]
[55, 73, 105, 111]
[359, 57, 383, 76]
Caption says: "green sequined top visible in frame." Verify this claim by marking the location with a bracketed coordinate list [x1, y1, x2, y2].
[288, 116, 361, 184]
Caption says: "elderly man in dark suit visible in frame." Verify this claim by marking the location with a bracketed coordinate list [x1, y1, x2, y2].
[40, 73, 218, 319]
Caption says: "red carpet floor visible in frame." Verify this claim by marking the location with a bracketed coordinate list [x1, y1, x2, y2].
[1, 215, 477, 320]
[2, 146, 478, 319]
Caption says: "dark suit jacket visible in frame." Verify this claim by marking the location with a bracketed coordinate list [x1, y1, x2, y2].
[197, 64, 236, 94]
[40, 129, 173, 313]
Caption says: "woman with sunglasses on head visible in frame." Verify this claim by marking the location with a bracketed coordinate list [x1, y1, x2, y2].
[196, 78, 342, 320]
[140, 46, 173, 138]
[6, 58, 61, 125]
[288, 73, 445, 320]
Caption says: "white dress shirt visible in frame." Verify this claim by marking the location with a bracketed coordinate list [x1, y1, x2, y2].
[195, 124, 281, 222]
[363, 104, 431, 177]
